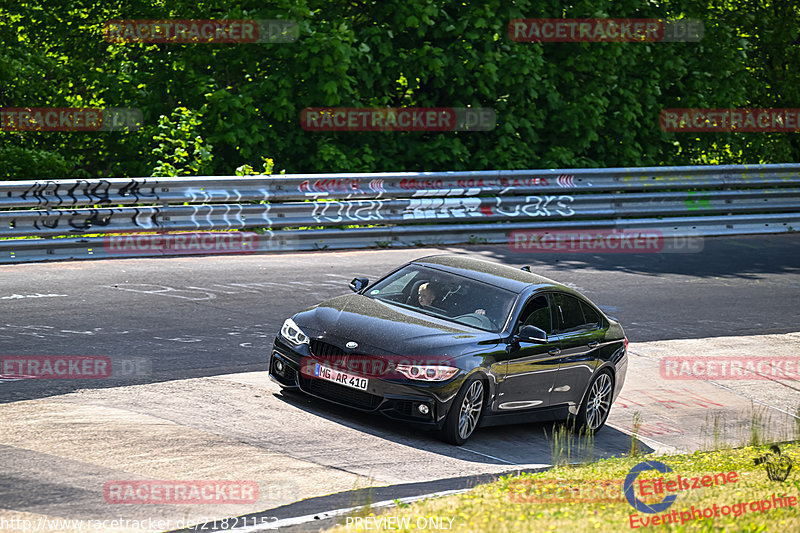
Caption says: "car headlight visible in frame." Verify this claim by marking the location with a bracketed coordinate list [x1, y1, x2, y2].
[280, 318, 310, 346]
[396, 364, 459, 381]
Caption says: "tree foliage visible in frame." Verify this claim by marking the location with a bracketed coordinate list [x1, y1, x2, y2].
[1, 0, 798, 179]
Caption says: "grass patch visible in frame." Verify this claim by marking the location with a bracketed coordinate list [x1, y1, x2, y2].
[326, 442, 800, 532]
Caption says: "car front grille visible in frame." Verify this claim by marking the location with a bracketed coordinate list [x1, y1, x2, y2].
[310, 338, 363, 375]
[299, 375, 382, 410]
[394, 399, 414, 416]
[310, 339, 345, 357]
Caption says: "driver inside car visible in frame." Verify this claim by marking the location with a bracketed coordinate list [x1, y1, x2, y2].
[417, 282, 486, 316]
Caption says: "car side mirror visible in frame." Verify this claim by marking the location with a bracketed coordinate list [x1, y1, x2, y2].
[349, 277, 369, 293]
[517, 325, 548, 343]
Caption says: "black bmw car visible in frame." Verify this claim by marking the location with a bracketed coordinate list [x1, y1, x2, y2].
[269, 255, 627, 445]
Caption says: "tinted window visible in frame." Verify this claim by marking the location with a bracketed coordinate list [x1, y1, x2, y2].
[580, 301, 603, 329]
[552, 294, 604, 333]
[556, 294, 585, 333]
[518, 295, 553, 335]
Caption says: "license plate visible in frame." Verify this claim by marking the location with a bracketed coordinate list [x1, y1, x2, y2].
[314, 363, 369, 391]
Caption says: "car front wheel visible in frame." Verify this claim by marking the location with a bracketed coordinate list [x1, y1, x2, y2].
[439, 375, 484, 445]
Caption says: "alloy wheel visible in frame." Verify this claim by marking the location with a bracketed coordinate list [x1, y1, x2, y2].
[585, 373, 612, 430]
[458, 379, 484, 439]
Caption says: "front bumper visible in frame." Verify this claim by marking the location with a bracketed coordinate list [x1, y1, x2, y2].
[268, 337, 461, 429]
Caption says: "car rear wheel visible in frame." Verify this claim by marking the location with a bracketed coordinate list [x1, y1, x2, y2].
[439, 376, 484, 445]
[575, 370, 613, 432]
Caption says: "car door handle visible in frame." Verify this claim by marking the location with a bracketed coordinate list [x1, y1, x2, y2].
[548, 348, 561, 355]
[587, 341, 599, 348]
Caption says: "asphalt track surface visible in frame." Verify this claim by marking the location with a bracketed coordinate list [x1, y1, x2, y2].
[1, 233, 799, 532]
[2, 233, 798, 397]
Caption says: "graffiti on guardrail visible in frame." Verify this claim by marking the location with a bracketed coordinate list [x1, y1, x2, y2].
[16, 178, 159, 207]
[184, 187, 270, 203]
[293, 175, 572, 197]
[401, 196, 575, 220]
[310, 199, 387, 223]
[25, 207, 158, 232]
[32, 209, 115, 231]
[186, 204, 248, 229]
[398, 178, 444, 190]
[489, 195, 575, 217]
[6, 195, 577, 235]
[399, 176, 561, 193]
[299, 178, 362, 194]
[1, 164, 798, 263]
[685, 192, 712, 210]
[297, 178, 391, 197]
[402, 198, 482, 219]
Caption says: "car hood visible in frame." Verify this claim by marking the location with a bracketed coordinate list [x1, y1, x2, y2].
[293, 294, 501, 357]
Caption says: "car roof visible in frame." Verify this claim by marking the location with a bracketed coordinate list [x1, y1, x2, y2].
[410, 254, 567, 293]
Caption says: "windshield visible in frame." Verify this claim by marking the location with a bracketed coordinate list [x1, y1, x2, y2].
[366, 265, 517, 332]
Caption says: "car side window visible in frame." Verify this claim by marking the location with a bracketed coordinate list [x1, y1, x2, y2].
[580, 301, 603, 329]
[518, 295, 554, 335]
[553, 294, 590, 334]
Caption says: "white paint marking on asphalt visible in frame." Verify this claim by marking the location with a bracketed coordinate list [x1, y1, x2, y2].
[219, 488, 471, 532]
[459, 447, 518, 465]
[153, 336, 203, 343]
[0, 293, 67, 300]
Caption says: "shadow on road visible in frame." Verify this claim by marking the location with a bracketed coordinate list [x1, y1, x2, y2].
[474, 234, 800, 279]
[274, 388, 652, 467]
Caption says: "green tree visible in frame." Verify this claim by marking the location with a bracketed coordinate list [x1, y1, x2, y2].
[1, 0, 797, 180]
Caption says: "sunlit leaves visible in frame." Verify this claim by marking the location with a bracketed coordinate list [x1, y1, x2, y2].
[1, 0, 798, 179]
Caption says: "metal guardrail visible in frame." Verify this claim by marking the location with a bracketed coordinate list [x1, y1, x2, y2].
[3, 163, 800, 208]
[1, 164, 799, 263]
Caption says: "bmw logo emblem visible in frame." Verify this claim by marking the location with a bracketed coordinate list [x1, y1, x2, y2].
[346, 341, 358, 349]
